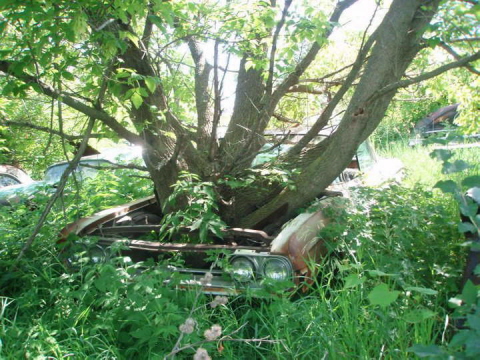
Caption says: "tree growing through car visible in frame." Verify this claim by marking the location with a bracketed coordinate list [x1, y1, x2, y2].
[0, 0, 479, 234]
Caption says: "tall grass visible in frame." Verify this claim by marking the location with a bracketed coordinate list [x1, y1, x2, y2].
[0, 143, 478, 359]
[378, 140, 480, 189]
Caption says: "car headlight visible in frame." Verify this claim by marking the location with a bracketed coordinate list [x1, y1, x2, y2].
[263, 258, 291, 281]
[231, 257, 255, 282]
[88, 245, 107, 264]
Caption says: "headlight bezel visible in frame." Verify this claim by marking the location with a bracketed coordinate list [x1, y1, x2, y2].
[262, 257, 292, 281]
[229, 252, 293, 283]
[230, 256, 255, 282]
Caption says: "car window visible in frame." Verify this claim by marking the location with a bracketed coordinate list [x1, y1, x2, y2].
[44, 160, 111, 184]
[0, 174, 21, 188]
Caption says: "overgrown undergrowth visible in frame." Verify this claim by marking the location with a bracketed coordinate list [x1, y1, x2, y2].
[0, 172, 472, 358]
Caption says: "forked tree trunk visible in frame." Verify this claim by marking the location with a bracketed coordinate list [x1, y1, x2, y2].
[236, 0, 441, 229]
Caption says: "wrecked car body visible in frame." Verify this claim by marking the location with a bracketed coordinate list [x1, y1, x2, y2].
[0, 164, 33, 188]
[59, 194, 346, 295]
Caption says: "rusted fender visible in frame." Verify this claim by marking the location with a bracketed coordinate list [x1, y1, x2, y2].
[270, 196, 349, 275]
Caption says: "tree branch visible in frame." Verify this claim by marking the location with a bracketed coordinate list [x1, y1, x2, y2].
[287, 84, 328, 95]
[1, 119, 104, 140]
[270, 0, 358, 104]
[266, 0, 293, 95]
[371, 50, 480, 100]
[272, 112, 301, 125]
[0, 60, 146, 147]
[13, 117, 96, 266]
[439, 42, 480, 75]
[188, 36, 214, 157]
[449, 37, 480, 43]
[286, 25, 377, 157]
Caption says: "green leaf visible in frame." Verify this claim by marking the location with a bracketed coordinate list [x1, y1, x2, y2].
[465, 332, 480, 357]
[461, 280, 478, 306]
[462, 176, 480, 188]
[343, 274, 365, 289]
[131, 92, 143, 109]
[408, 344, 445, 357]
[474, 264, 480, 276]
[404, 309, 436, 323]
[61, 71, 75, 81]
[131, 326, 154, 339]
[190, 218, 202, 231]
[367, 269, 399, 277]
[467, 313, 480, 332]
[430, 149, 453, 162]
[434, 180, 459, 194]
[367, 283, 400, 307]
[458, 222, 476, 233]
[442, 160, 470, 174]
[449, 331, 471, 348]
[145, 77, 157, 93]
[404, 286, 438, 295]
[460, 202, 478, 218]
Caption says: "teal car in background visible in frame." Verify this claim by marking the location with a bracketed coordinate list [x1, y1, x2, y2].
[0, 146, 144, 206]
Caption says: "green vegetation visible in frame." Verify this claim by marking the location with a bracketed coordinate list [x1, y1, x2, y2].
[1, 143, 479, 359]
[0, 0, 479, 358]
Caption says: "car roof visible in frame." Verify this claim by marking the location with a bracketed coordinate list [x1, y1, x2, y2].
[0, 164, 33, 184]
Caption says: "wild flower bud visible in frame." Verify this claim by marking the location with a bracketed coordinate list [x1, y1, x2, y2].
[179, 318, 196, 334]
[210, 295, 228, 308]
[200, 272, 213, 285]
[204, 324, 222, 340]
[185, 318, 196, 327]
[193, 347, 211, 360]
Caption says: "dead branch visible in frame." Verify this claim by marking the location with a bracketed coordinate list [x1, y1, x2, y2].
[164, 320, 281, 359]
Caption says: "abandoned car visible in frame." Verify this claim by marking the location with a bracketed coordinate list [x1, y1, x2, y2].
[0, 164, 33, 188]
[59, 192, 346, 296]
[57, 139, 407, 295]
[0, 146, 143, 206]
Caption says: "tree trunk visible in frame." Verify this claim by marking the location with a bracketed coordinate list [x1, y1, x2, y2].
[238, 0, 441, 229]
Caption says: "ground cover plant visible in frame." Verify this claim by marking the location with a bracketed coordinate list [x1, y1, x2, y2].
[1, 144, 478, 359]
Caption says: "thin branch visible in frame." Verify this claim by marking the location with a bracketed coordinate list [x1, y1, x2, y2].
[287, 22, 378, 156]
[141, 2, 154, 50]
[270, 0, 358, 104]
[287, 84, 328, 95]
[266, 0, 293, 95]
[77, 162, 149, 172]
[44, 97, 55, 156]
[272, 112, 301, 125]
[2, 120, 105, 141]
[439, 42, 480, 75]
[165, 320, 280, 359]
[449, 37, 480, 43]
[371, 50, 480, 100]
[0, 60, 146, 147]
[13, 118, 96, 266]
[210, 39, 223, 160]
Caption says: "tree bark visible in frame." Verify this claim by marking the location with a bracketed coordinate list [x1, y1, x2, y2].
[239, 0, 442, 229]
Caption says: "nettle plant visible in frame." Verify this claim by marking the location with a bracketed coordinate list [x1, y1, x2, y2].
[159, 172, 227, 243]
[409, 146, 480, 358]
[159, 167, 296, 243]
